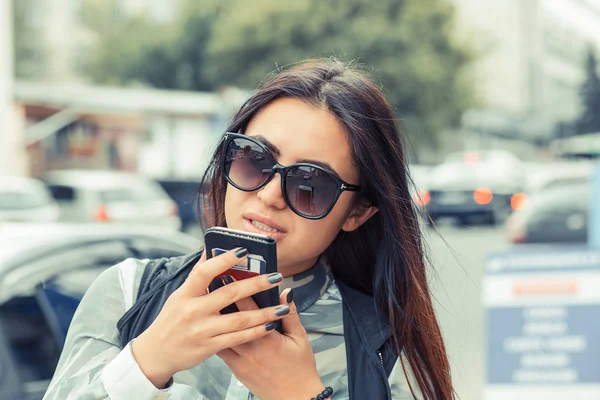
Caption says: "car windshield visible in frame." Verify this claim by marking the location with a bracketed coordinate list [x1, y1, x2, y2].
[0, 191, 52, 210]
[430, 151, 519, 185]
[431, 160, 504, 183]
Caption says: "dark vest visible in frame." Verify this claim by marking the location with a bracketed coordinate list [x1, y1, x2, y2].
[116, 252, 399, 399]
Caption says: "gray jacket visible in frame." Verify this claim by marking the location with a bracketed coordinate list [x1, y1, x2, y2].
[117, 252, 403, 399]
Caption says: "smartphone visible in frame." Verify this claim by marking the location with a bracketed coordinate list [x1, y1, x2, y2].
[204, 227, 281, 331]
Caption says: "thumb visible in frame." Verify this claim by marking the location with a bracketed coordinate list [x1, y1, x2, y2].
[279, 288, 304, 338]
[190, 249, 207, 274]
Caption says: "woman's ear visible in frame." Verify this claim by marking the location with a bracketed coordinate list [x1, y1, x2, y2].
[341, 201, 378, 232]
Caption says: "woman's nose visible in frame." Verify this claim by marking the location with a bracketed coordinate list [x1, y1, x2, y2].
[257, 173, 287, 210]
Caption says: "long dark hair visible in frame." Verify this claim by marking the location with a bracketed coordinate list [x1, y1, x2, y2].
[198, 58, 453, 399]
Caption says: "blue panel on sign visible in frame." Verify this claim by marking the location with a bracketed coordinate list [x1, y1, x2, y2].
[487, 305, 600, 384]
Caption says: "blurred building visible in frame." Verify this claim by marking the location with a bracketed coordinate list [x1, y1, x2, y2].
[13, 82, 243, 178]
[452, 0, 600, 144]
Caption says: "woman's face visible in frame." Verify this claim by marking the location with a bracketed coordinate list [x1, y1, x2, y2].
[224, 97, 372, 276]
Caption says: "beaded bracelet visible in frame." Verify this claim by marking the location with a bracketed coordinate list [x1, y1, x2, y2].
[310, 386, 333, 400]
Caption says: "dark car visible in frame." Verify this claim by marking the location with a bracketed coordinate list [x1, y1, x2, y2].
[422, 150, 526, 225]
[506, 182, 588, 244]
[0, 223, 198, 399]
[156, 179, 203, 237]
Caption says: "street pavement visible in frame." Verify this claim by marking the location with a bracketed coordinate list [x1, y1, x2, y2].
[424, 223, 511, 400]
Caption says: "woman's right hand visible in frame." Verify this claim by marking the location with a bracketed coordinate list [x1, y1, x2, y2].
[131, 248, 286, 389]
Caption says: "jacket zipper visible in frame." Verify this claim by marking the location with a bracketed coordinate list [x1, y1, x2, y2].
[377, 350, 384, 367]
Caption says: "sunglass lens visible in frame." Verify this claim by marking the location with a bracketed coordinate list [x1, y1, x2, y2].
[224, 138, 273, 189]
[285, 166, 338, 217]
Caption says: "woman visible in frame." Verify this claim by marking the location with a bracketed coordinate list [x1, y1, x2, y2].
[44, 58, 453, 400]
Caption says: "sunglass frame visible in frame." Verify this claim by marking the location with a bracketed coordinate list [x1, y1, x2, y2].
[221, 132, 361, 220]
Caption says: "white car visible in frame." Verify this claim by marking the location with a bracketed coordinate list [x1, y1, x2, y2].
[0, 177, 60, 223]
[0, 223, 198, 399]
[41, 170, 181, 230]
[422, 150, 526, 225]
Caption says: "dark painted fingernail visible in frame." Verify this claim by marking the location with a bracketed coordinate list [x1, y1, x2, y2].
[235, 248, 248, 258]
[286, 289, 294, 304]
[275, 305, 290, 316]
[265, 322, 278, 331]
[223, 275, 234, 285]
[267, 273, 283, 284]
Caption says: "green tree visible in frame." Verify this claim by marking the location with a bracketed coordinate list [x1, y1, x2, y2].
[80, 0, 176, 86]
[83, 0, 474, 148]
[82, 0, 222, 90]
[205, 0, 475, 147]
[576, 49, 600, 134]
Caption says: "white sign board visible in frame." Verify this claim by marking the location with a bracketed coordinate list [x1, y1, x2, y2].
[483, 246, 600, 400]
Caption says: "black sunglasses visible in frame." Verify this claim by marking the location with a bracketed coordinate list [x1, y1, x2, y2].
[221, 132, 361, 219]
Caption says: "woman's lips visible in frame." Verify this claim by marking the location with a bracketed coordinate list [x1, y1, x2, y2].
[242, 217, 287, 241]
[243, 212, 286, 232]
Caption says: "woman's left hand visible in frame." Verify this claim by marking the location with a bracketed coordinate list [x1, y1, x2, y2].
[217, 287, 327, 400]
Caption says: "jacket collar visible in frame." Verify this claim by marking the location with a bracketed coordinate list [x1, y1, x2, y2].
[337, 280, 391, 350]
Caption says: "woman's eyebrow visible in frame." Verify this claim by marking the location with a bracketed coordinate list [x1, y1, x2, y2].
[252, 135, 281, 157]
[252, 134, 338, 175]
[296, 158, 336, 174]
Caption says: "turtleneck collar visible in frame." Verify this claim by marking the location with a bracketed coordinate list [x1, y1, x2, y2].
[279, 256, 333, 312]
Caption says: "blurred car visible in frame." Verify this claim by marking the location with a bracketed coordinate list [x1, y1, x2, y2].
[0, 177, 59, 223]
[420, 150, 526, 225]
[524, 160, 592, 194]
[41, 170, 181, 230]
[0, 223, 198, 400]
[408, 164, 433, 223]
[506, 181, 588, 244]
[156, 178, 202, 236]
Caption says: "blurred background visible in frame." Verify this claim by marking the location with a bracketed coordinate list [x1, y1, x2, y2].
[1, 0, 599, 399]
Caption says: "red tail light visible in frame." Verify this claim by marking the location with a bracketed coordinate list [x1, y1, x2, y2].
[415, 190, 431, 207]
[511, 193, 528, 211]
[170, 202, 179, 216]
[507, 214, 527, 244]
[474, 188, 493, 205]
[512, 234, 527, 244]
[94, 205, 110, 222]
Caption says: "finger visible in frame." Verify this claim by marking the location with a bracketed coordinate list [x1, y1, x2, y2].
[226, 277, 277, 354]
[236, 295, 259, 312]
[207, 272, 283, 312]
[202, 304, 290, 337]
[186, 250, 207, 280]
[224, 276, 259, 312]
[181, 247, 248, 297]
[279, 288, 305, 339]
[211, 320, 278, 351]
